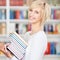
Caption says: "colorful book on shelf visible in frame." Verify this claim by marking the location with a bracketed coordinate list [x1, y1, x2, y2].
[54, 9, 60, 19]
[56, 43, 60, 55]
[7, 32, 28, 60]
[10, 10, 15, 19]
[44, 42, 50, 55]
[15, 10, 20, 19]
[51, 8, 54, 19]
[0, 0, 6, 6]
[50, 42, 56, 54]
[0, 9, 6, 19]
[10, 0, 24, 6]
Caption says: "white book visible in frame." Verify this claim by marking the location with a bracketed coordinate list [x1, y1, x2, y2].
[7, 32, 28, 60]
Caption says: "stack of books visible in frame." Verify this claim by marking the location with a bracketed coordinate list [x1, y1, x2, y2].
[7, 32, 28, 60]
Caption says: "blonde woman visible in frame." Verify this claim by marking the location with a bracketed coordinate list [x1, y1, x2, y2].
[0, 0, 51, 60]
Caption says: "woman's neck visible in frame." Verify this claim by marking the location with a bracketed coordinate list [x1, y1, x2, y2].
[31, 23, 43, 35]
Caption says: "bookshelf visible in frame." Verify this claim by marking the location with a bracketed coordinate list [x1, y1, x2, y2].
[0, 0, 60, 60]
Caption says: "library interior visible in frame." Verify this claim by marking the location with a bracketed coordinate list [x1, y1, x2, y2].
[0, 0, 60, 60]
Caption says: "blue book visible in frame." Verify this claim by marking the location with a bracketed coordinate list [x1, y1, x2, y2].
[10, 10, 15, 19]
[50, 42, 56, 54]
[20, 10, 24, 19]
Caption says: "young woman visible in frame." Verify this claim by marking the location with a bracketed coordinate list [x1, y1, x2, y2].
[0, 0, 51, 60]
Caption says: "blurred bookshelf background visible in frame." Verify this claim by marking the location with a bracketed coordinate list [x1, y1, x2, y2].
[0, 0, 60, 60]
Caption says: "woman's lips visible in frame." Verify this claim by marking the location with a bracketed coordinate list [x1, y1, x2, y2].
[29, 16, 35, 20]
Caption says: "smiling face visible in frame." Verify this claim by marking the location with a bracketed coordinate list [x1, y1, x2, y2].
[28, 1, 50, 26]
[28, 7, 42, 24]
[28, 1, 45, 25]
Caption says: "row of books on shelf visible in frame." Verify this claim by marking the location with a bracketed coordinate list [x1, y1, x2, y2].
[15, 23, 60, 34]
[0, 0, 31, 6]
[0, 23, 60, 35]
[44, 42, 60, 55]
[44, 24, 60, 34]
[10, 10, 28, 19]
[0, 9, 60, 20]
[15, 24, 31, 34]
[0, 9, 28, 20]
[51, 8, 60, 19]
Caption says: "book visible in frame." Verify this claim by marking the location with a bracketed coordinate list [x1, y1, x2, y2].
[54, 9, 60, 19]
[50, 42, 56, 54]
[44, 42, 50, 55]
[10, 10, 15, 19]
[0, 9, 6, 19]
[10, 0, 24, 6]
[0, 0, 6, 6]
[15, 10, 20, 19]
[56, 42, 60, 55]
[7, 32, 28, 60]
[0, 23, 6, 34]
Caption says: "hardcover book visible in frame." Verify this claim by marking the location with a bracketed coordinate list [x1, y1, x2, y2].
[7, 32, 28, 60]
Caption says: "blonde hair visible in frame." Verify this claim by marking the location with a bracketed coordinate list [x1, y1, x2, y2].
[29, 0, 51, 25]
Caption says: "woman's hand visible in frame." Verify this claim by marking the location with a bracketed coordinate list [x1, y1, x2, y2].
[0, 42, 13, 58]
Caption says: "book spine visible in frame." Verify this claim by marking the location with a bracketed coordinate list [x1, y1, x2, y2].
[50, 42, 56, 54]
[10, 0, 23, 6]
[10, 10, 15, 19]
[15, 10, 20, 19]
[44, 42, 50, 55]
[0, 0, 6, 6]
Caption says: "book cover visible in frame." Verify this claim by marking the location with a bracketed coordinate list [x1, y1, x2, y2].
[0, 0, 6, 6]
[15, 10, 20, 19]
[10, 10, 15, 19]
[50, 42, 56, 54]
[44, 42, 50, 55]
[20, 10, 24, 19]
[10, 0, 24, 6]
[54, 9, 60, 19]
[51, 8, 54, 19]
[57, 24, 60, 34]
[56, 43, 60, 55]
[7, 32, 28, 60]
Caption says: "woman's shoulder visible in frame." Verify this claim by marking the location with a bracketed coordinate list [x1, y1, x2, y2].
[24, 31, 31, 36]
